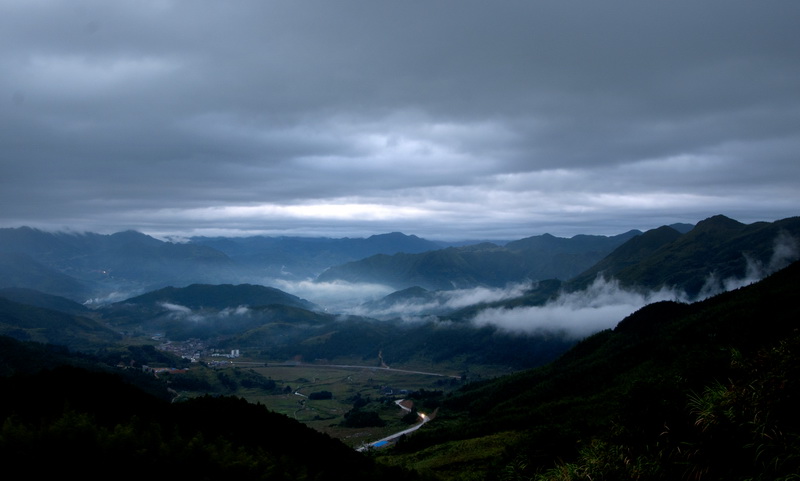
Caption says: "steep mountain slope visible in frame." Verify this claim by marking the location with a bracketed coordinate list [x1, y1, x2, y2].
[0, 297, 121, 350]
[379, 260, 800, 480]
[569, 215, 800, 297]
[0, 287, 91, 315]
[316, 230, 640, 290]
[568, 225, 684, 288]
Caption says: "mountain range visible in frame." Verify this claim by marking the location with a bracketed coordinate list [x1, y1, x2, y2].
[0, 222, 691, 305]
[189, 231, 443, 280]
[0, 214, 798, 479]
[316, 230, 642, 290]
[0, 228, 235, 301]
[0, 228, 447, 303]
[0, 215, 797, 372]
[568, 214, 800, 297]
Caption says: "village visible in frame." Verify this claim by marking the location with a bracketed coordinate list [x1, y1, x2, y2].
[156, 338, 242, 365]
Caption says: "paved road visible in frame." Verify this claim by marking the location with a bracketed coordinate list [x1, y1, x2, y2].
[355, 400, 431, 452]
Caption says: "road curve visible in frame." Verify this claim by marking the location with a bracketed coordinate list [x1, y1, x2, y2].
[355, 400, 430, 452]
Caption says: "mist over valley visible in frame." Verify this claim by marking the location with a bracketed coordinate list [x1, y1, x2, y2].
[2, 215, 798, 365]
[2, 214, 800, 480]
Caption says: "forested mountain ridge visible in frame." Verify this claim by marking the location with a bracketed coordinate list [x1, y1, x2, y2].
[569, 214, 800, 297]
[0, 287, 92, 315]
[0, 296, 121, 351]
[377, 259, 800, 480]
[315, 230, 641, 290]
[114, 283, 318, 311]
[439, 215, 800, 319]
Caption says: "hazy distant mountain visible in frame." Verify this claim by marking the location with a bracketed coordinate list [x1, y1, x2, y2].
[0, 227, 237, 301]
[668, 222, 695, 233]
[358, 286, 438, 313]
[316, 230, 641, 290]
[0, 252, 91, 300]
[569, 215, 800, 297]
[189, 231, 442, 280]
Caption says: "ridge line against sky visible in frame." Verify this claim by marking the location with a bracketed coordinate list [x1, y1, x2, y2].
[2, 1, 799, 241]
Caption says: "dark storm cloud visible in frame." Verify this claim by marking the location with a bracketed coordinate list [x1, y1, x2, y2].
[2, 1, 799, 239]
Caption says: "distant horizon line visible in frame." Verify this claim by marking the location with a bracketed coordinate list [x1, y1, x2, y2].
[0, 219, 710, 244]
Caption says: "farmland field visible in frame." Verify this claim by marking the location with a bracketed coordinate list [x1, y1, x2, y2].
[225, 361, 465, 446]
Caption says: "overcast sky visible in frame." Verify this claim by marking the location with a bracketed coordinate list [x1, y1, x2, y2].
[2, 1, 799, 241]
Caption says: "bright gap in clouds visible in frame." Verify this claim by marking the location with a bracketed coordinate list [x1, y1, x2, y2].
[165, 203, 430, 222]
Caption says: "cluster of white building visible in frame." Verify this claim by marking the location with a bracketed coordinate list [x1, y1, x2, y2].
[211, 349, 240, 359]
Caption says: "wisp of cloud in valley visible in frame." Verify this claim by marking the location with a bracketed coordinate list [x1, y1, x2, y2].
[471, 232, 800, 338]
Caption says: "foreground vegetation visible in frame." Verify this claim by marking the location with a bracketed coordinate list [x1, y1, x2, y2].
[0, 347, 429, 480]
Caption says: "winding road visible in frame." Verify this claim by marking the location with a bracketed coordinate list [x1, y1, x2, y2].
[355, 400, 431, 452]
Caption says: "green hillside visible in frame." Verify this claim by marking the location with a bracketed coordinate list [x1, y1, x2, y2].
[376, 260, 800, 480]
[0, 296, 121, 351]
[117, 283, 318, 311]
[0, 287, 91, 315]
[570, 215, 800, 297]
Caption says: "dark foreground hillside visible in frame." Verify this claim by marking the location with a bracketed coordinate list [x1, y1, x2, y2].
[0, 341, 428, 481]
[377, 260, 800, 480]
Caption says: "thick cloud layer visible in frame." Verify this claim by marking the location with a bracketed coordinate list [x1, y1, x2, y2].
[2, 1, 799, 239]
[471, 278, 688, 339]
[346, 283, 534, 322]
